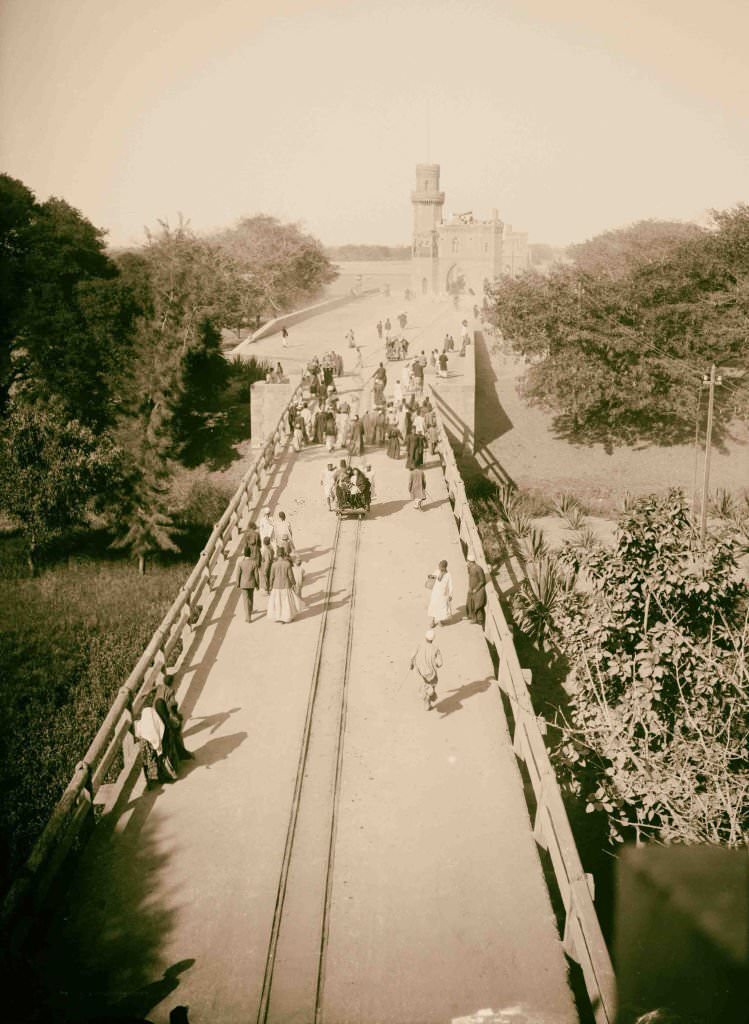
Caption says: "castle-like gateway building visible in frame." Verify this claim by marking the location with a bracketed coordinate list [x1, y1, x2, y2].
[411, 163, 529, 296]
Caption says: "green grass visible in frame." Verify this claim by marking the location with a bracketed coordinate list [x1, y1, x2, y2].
[0, 531, 193, 896]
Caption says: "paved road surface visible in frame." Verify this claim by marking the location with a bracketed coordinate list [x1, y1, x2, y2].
[34, 297, 577, 1024]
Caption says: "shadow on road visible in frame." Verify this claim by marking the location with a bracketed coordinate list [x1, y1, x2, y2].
[435, 677, 493, 717]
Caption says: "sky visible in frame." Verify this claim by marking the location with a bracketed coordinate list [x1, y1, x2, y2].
[1, 0, 747, 249]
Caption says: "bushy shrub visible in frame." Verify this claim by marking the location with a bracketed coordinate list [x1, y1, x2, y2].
[552, 490, 749, 846]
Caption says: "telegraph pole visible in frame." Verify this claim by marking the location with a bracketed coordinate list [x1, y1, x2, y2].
[699, 364, 720, 546]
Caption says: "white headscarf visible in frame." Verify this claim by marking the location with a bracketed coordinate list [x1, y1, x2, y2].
[134, 706, 164, 754]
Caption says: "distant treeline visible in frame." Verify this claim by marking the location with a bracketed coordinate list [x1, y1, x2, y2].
[326, 243, 411, 261]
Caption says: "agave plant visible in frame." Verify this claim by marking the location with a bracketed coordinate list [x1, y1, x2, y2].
[569, 525, 599, 555]
[517, 525, 548, 567]
[709, 488, 736, 520]
[553, 492, 586, 530]
[512, 553, 574, 650]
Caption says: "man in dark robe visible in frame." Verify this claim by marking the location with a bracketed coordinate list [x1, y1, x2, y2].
[406, 431, 425, 469]
[363, 409, 376, 445]
[349, 415, 365, 456]
[465, 555, 487, 627]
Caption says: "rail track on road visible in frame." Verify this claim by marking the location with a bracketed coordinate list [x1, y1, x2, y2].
[257, 512, 362, 1024]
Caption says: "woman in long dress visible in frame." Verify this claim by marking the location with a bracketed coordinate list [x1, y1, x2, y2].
[427, 559, 453, 627]
[386, 424, 402, 459]
[373, 407, 386, 445]
[267, 547, 305, 623]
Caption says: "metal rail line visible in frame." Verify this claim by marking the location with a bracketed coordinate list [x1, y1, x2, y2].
[256, 513, 362, 1024]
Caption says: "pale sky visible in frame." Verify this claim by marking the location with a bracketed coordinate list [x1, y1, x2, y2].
[1, 0, 747, 249]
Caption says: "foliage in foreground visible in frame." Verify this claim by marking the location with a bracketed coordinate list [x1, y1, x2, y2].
[475, 486, 749, 847]
[485, 212, 749, 447]
[552, 492, 748, 846]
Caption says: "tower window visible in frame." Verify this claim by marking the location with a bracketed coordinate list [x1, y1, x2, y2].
[452, 237, 459, 254]
[424, 180, 429, 191]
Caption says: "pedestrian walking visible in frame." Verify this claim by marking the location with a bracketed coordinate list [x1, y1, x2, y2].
[258, 507, 274, 548]
[281, 326, 289, 348]
[321, 462, 337, 509]
[438, 351, 449, 378]
[234, 544, 260, 623]
[244, 520, 261, 560]
[267, 547, 304, 623]
[386, 422, 402, 459]
[274, 510, 294, 554]
[324, 408, 337, 451]
[292, 555, 305, 599]
[349, 414, 365, 456]
[465, 553, 487, 627]
[260, 536, 274, 592]
[408, 466, 426, 509]
[410, 629, 443, 711]
[376, 320, 383, 339]
[427, 559, 453, 626]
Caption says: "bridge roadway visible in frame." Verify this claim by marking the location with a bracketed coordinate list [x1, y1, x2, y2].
[34, 297, 578, 1024]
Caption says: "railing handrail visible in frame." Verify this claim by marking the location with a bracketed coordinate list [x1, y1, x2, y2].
[1, 380, 304, 941]
[429, 385, 617, 1024]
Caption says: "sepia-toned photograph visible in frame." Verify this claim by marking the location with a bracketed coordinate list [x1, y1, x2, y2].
[0, 2, 746, 1022]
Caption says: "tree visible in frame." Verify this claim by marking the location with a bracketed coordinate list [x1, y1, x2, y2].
[7, 193, 139, 429]
[0, 175, 37, 409]
[0, 401, 122, 574]
[169, 317, 230, 466]
[551, 491, 748, 846]
[211, 215, 337, 327]
[569, 219, 705, 279]
[485, 207, 749, 446]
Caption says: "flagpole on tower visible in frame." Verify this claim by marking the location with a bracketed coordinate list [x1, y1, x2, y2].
[426, 99, 431, 163]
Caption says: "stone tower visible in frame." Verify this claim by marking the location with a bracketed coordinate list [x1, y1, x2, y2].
[411, 163, 444, 295]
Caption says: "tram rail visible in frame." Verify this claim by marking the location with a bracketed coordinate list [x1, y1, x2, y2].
[256, 513, 362, 1024]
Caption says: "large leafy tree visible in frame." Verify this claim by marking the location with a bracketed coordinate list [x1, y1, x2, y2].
[0, 175, 37, 408]
[5, 190, 140, 429]
[211, 215, 337, 328]
[0, 401, 122, 573]
[486, 208, 749, 446]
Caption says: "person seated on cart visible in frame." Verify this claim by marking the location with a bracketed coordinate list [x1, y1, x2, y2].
[349, 467, 371, 510]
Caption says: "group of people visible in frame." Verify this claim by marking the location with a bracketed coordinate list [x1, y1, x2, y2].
[385, 335, 410, 361]
[320, 459, 374, 512]
[410, 552, 487, 711]
[234, 509, 306, 625]
[265, 361, 287, 384]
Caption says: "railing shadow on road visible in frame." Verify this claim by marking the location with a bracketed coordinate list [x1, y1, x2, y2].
[10, 796, 193, 1022]
[182, 707, 241, 740]
[429, 385, 617, 1024]
[0, 384, 308, 956]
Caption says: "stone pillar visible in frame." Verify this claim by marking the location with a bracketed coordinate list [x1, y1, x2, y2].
[250, 380, 295, 449]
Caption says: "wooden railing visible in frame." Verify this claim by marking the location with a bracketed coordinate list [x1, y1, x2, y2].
[1, 383, 303, 946]
[431, 388, 617, 1024]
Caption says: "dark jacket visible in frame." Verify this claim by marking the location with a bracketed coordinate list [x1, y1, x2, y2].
[235, 556, 260, 590]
